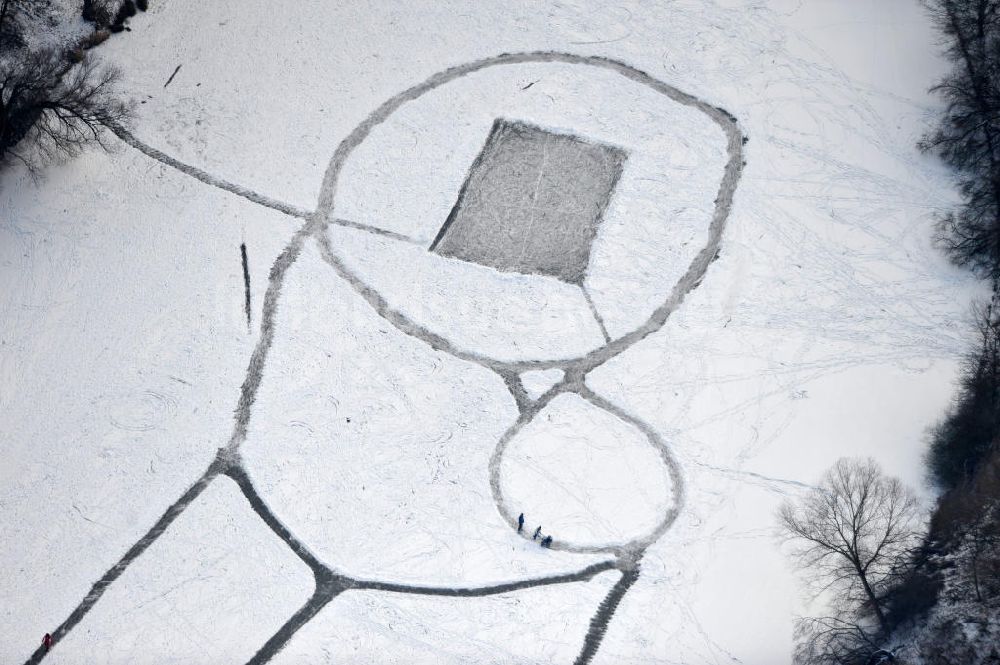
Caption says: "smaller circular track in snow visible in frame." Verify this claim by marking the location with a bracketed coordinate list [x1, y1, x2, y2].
[498, 393, 677, 550]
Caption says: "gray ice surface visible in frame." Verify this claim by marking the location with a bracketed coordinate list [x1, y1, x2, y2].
[431, 119, 627, 284]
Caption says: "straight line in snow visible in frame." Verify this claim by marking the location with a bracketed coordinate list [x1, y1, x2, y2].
[574, 568, 638, 665]
[581, 285, 612, 343]
[692, 460, 817, 492]
[107, 123, 425, 249]
[352, 560, 619, 597]
[240, 242, 252, 331]
[22, 458, 225, 665]
[163, 64, 182, 89]
[106, 122, 312, 219]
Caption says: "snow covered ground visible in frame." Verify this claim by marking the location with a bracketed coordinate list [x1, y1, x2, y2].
[0, 0, 980, 663]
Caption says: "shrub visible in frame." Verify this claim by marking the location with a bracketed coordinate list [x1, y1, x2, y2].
[926, 300, 1000, 489]
[82, 0, 116, 27]
[2, 0, 58, 51]
[79, 29, 110, 50]
[882, 550, 943, 630]
[114, 0, 136, 24]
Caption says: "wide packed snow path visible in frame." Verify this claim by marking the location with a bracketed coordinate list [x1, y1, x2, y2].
[20, 52, 743, 665]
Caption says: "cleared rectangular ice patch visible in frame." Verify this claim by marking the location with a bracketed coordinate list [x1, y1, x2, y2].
[430, 118, 627, 284]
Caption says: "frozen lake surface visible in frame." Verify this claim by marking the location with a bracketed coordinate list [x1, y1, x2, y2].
[0, 1, 976, 663]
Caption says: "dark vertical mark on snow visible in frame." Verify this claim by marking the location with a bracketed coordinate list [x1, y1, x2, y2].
[241, 242, 252, 331]
[22, 456, 226, 665]
[574, 567, 640, 665]
[224, 230, 311, 453]
[163, 64, 181, 88]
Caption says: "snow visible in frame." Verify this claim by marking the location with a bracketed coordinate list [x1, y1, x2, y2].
[45, 477, 313, 665]
[328, 59, 726, 360]
[0, 146, 297, 663]
[327, 225, 606, 363]
[499, 393, 674, 547]
[0, 0, 981, 663]
[270, 572, 620, 665]
[4, 1, 90, 54]
[520, 368, 565, 400]
[241, 242, 608, 583]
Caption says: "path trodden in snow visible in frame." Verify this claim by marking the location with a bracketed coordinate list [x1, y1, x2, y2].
[44, 478, 313, 665]
[232, 51, 737, 661]
[16, 52, 738, 665]
[1, 3, 976, 663]
[241, 242, 612, 584]
[520, 368, 566, 401]
[498, 392, 676, 549]
[269, 571, 621, 665]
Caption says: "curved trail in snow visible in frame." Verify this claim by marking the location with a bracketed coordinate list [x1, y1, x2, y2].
[309, 51, 744, 375]
[30, 52, 744, 665]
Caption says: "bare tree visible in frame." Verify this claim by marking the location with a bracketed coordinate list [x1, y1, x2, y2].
[779, 458, 923, 661]
[0, 48, 130, 169]
[83, 0, 133, 30]
[920, 0, 1000, 280]
[0, 0, 131, 170]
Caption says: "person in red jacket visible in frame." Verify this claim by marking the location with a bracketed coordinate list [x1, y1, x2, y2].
[42, 633, 53, 652]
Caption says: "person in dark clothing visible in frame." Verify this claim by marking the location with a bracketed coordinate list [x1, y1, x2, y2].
[541, 536, 553, 548]
[42, 633, 52, 652]
[532, 525, 542, 540]
[517, 513, 525, 533]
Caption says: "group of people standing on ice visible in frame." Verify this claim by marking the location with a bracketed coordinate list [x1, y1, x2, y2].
[517, 512, 552, 548]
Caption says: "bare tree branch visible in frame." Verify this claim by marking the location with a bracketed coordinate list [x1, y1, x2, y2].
[1, 48, 131, 171]
[921, 0, 1000, 279]
[779, 458, 923, 663]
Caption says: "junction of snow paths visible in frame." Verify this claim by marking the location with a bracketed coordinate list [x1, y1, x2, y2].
[27, 52, 744, 665]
